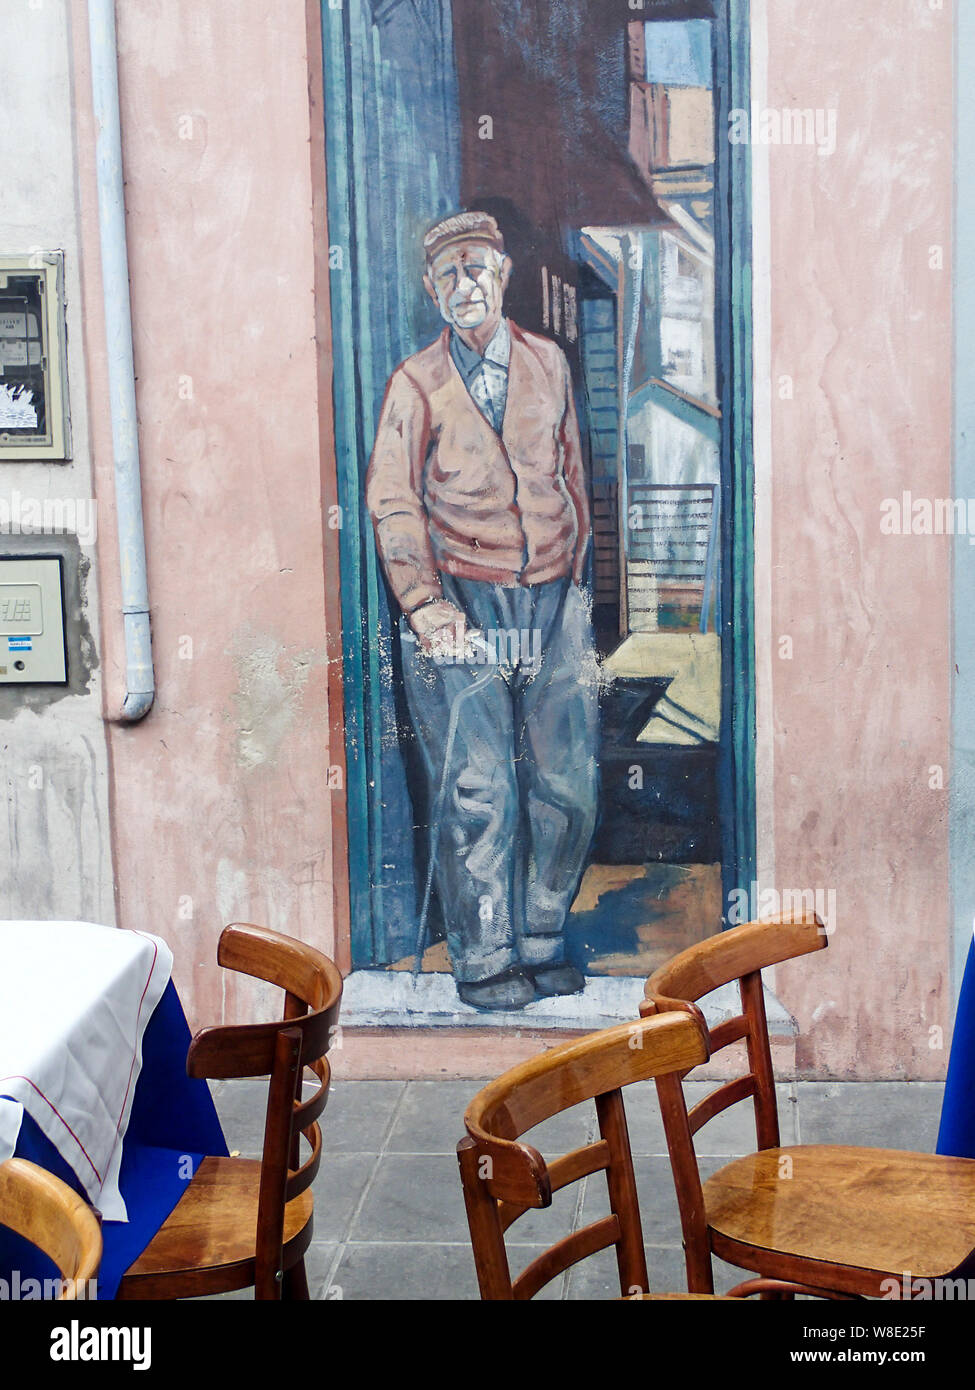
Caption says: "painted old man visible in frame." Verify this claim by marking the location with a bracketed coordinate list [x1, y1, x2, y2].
[366, 211, 598, 1011]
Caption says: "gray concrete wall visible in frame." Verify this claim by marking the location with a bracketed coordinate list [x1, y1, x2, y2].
[0, 2, 115, 924]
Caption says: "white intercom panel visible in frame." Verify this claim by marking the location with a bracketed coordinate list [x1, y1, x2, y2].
[0, 556, 67, 683]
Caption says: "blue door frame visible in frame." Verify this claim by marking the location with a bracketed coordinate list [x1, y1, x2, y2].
[320, 0, 461, 969]
[715, 0, 758, 911]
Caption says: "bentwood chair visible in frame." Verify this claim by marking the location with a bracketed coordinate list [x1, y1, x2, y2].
[117, 923, 342, 1300]
[458, 1009, 759, 1300]
[0, 1158, 102, 1298]
[643, 914, 975, 1299]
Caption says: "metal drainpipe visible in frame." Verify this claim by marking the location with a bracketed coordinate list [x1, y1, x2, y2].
[88, 0, 154, 722]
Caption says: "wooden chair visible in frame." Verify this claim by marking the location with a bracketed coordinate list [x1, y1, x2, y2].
[117, 923, 342, 1300]
[459, 1008, 754, 1299]
[0, 1157, 102, 1297]
[644, 913, 975, 1299]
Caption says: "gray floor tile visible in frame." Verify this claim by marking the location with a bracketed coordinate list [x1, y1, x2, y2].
[214, 1077, 406, 1159]
[646, 1243, 694, 1295]
[712, 1256, 752, 1295]
[617, 1081, 671, 1156]
[330, 1241, 567, 1301]
[503, 1181, 585, 1245]
[350, 1154, 473, 1242]
[329, 1242, 481, 1300]
[211, 1076, 270, 1157]
[388, 1078, 596, 1158]
[561, 1242, 739, 1299]
[580, 1155, 726, 1248]
[580, 1157, 679, 1248]
[775, 1084, 801, 1145]
[522, 1101, 599, 1158]
[386, 1079, 486, 1154]
[796, 1082, 945, 1151]
[311, 1151, 377, 1242]
[303, 1242, 341, 1298]
[322, 1079, 405, 1153]
[499, 1248, 568, 1301]
[607, 1247, 749, 1298]
[563, 1243, 646, 1300]
[623, 1080, 798, 1156]
[350, 1152, 581, 1245]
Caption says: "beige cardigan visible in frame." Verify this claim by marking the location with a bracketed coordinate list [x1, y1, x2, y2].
[365, 320, 590, 615]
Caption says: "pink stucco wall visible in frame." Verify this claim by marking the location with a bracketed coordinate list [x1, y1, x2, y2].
[76, 0, 339, 1030]
[73, 0, 956, 1078]
[764, 0, 953, 1077]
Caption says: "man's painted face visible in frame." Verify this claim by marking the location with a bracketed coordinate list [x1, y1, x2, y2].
[425, 241, 510, 332]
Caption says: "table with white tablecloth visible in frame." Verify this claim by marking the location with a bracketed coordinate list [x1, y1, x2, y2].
[0, 920, 227, 1297]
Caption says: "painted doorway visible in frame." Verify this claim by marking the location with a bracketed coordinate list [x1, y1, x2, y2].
[319, 0, 754, 1007]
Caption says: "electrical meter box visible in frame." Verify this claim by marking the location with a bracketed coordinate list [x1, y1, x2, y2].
[0, 556, 67, 684]
[0, 253, 71, 461]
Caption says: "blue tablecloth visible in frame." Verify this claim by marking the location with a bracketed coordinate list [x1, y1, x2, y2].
[937, 939, 975, 1159]
[0, 979, 228, 1298]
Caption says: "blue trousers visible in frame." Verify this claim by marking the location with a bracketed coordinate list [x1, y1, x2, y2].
[401, 575, 599, 983]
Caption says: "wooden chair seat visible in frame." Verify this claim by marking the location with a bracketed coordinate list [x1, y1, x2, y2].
[120, 1156, 314, 1299]
[703, 1144, 975, 1291]
[643, 914, 975, 1298]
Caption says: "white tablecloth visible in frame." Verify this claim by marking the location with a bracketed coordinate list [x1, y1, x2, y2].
[0, 921, 173, 1221]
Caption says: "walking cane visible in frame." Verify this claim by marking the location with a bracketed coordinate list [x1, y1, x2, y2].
[411, 634, 498, 983]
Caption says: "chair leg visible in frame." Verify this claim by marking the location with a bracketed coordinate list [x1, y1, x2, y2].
[282, 1258, 310, 1300]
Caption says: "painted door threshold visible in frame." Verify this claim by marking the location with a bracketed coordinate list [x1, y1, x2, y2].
[338, 970, 795, 1035]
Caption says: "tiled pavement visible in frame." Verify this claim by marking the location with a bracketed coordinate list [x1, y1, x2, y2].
[205, 1077, 945, 1301]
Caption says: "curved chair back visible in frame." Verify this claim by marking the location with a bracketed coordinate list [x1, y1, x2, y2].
[0, 1158, 102, 1297]
[642, 913, 826, 1291]
[458, 1010, 710, 1299]
[643, 913, 826, 1151]
[186, 923, 343, 1298]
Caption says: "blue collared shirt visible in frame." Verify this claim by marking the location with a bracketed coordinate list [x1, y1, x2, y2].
[449, 318, 510, 434]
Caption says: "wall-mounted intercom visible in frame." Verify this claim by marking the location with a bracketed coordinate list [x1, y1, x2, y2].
[0, 556, 67, 684]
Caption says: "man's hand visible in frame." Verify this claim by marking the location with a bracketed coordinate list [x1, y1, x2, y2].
[409, 599, 468, 659]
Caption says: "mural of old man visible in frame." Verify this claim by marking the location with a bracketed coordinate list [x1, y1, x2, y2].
[365, 211, 600, 1011]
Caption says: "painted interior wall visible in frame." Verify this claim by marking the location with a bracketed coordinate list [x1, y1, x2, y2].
[761, 0, 954, 1078]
